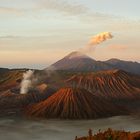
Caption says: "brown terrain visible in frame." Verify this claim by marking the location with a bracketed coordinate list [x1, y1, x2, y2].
[75, 128, 140, 140]
[25, 87, 128, 119]
[0, 70, 23, 92]
[48, 51, 140, 75]
[66, 69, 140, 99]
[49, 51, 112, 72]
[0, 68, 140, 119]
[0, 86, 55, 117]
[0, 69, 58, 117]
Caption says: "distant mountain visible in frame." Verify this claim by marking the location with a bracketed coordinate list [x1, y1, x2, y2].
[105, 58, 140, 75]
[47, 51, 140, 75]
[25, 87, 127, 119]
[47, 51, 112, 72]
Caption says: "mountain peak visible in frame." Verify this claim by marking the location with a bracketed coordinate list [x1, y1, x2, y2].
[46, 51, 140, 74]
[108, 58, 120, 61]
[46, 51, 111, 71]
[65, 51, 91, 59]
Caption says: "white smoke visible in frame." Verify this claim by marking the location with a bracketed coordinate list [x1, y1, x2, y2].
[80, 32, 113, 53]
[88, 32, 113, 45]
[20, 70, 34, 94]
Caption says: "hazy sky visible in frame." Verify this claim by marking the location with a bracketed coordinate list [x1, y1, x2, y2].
[0, 0, 140, 69]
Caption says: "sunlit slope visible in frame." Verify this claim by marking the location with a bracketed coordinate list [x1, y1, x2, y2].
[66, 70, 140, 99]
[25, 87, 127, 119]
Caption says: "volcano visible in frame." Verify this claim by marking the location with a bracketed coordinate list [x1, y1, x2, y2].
[0, 85, 56, 117]
[47, 51, 112, 72]
[25, 87, 127, 119]
[47, 51, 140, 74]
[66, 69, 140, 99]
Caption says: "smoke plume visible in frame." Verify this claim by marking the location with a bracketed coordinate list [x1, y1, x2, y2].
[80, 32, 113, 53]
[89, 32, 113, 45]
[20, 70, 34, 94]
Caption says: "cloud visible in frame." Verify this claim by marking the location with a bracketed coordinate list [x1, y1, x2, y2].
[0, 35, 21, 39]
[0, 0, 137, 24]
[35, 0, 118, 23]
[0, 0, 88, 17]
[37, 0, 88, 16]
[0, 7, 23, 15]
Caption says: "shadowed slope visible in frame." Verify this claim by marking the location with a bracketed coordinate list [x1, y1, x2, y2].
[105, 58, 140, 75]
[0, 86, 56, 117]
[25, 88, 127, 119]
[0, 68, 9, 74]
[47, 51, 112, 72]
[47, 51, 140, 74]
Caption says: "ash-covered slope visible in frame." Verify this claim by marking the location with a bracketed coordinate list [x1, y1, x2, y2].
[25, 88, 127, 119]
[47, 51, 112, 72]
[0, 86, 56, 117]
[66, 70, 140, 99]
[105, 58, 140, 75]
[47, 51, 140, 75]
[0, 70, 23, 92]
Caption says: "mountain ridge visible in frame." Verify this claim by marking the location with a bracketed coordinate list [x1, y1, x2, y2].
[47, 51, 113, 72]
[66, 69, 140, 99]
[47, 51, 140, 75]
